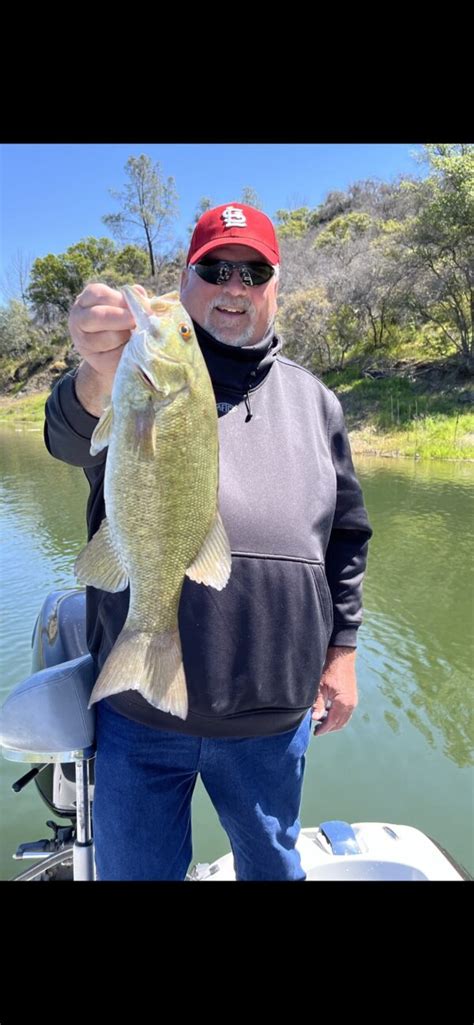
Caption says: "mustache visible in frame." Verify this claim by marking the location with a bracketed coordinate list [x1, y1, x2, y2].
[209, 293, 252, 313]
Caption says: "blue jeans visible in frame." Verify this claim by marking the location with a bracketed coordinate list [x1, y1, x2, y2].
[92, 701, 312, 881]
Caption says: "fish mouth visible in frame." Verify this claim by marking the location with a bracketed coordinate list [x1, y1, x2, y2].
[135, 366, 189, 407]
[136, 367, 162, 394]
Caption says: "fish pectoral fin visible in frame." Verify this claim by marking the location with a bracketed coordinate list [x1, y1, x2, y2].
[74, 517, 129, 592]
[185, 510, 232, 591]
[132, 404, 156, 459]
[90, 404, 113, 456]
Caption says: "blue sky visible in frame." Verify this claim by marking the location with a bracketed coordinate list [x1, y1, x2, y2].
[0, 143, 423, 303]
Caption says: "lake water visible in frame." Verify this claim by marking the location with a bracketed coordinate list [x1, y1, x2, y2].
[1, 424, 473, 879]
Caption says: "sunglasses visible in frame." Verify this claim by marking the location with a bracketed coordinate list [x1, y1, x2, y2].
[190, 258, 275, 287]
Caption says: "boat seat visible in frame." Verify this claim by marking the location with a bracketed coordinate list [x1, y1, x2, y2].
[31, 589, 88, 670]
[0, 589, 95, 763]
[0, 655, 96, 762]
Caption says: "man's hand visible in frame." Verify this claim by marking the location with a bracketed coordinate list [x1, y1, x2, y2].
[68, 282, 150, 416]
[69, 282, 150, 376]
[311, 646, 358, 738]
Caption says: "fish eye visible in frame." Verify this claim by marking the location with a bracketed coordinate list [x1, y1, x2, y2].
[179, 322, 193, 342]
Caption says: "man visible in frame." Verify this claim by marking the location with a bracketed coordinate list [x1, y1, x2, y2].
[45, 203, 372, 881]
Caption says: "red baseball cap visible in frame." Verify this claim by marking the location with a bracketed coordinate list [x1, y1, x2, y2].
[186, 203, 280, 266]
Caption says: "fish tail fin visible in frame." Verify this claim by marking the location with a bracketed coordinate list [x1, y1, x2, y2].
[88, 627, 188, 720]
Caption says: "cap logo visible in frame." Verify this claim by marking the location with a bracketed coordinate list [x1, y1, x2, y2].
[221, 206, 247, 229]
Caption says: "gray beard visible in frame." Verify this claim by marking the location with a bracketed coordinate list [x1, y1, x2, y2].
[207, 322, 255, 346]
[204, 304, 273, 348]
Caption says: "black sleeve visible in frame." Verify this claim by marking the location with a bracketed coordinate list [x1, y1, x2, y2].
[324, 395, 373, 647]
[44, 371, 105, 469]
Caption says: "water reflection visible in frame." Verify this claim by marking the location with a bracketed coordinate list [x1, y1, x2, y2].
[356, 456, 474, 768]
[1, 426, 89, 692]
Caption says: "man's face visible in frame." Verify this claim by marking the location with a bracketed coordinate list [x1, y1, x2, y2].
[180, 244, 279, 347]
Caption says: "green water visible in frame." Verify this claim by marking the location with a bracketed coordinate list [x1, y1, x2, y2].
[1, 426, 473, 879]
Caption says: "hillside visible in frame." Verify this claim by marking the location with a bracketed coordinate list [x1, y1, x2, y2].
[1, 349, 472, 461]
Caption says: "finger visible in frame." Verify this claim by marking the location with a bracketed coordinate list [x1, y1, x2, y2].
[313, 724, 330, 737]
[313, 711, 353, 738]
[84, 344, 128, 374]
[76, 328, 133, 354]
[72, 306, 137, 334]
[313, 715, 335, 737]
[76, 282, 148, 308]
[329, 698, 355, 727]
[75, 283, 126, 307]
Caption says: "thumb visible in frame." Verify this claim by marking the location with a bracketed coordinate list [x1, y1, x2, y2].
[311, 694, 326, 720]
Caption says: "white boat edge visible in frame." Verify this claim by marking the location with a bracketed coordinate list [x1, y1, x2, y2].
[188, 823, 468, 881]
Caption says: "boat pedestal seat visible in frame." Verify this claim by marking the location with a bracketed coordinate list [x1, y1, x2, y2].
[0, 654, 96, 763]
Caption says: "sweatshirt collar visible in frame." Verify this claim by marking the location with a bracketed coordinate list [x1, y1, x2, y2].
[192, 320, 282, 392]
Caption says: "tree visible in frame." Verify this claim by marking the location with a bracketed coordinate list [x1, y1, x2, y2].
[0, 300, 46, 357]
[397, 144, 474, 370]
[239, 186, 262, 209]
[314, 212, 372, 250]
[102, 155, 179, 277]
[105, 245, 149, 285]
[27, 237, 117, 322]
[309, 190, 352, 228]
[188, 197, 214, 237]
[274, 207, 313, 238]
[1, 249, 34, 305]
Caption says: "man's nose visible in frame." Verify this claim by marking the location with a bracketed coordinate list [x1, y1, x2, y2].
[224, 268, 247, 291]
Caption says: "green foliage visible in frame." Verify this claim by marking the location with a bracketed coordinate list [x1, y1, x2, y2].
[274, 207, 313, 238]
[27, 237, 118, 320]
[105, 245, 149, 283]
[322, 369, 474, 459]
[25, 238, 153, 320]
[0, 391, 50, 423]
[398, 144, 474, 367]
[66, 237, 116, 268]
[314, 212, 372, 249]
[0, 300, 47, 356]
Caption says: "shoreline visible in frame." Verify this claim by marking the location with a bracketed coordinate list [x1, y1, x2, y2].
[1, 390, 473, 462]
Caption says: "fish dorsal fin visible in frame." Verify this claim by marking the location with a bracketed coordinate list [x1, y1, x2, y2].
[90, 404, 113, 456]
[74, 517, 129, 592]
[185, 511, 232, 590]
[149, 291, 180, 315]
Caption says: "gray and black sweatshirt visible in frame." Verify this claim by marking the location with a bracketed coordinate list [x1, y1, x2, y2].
[44, 322, 372, 738]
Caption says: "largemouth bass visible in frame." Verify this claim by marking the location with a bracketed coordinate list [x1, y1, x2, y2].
[75, 285, 232, 719]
